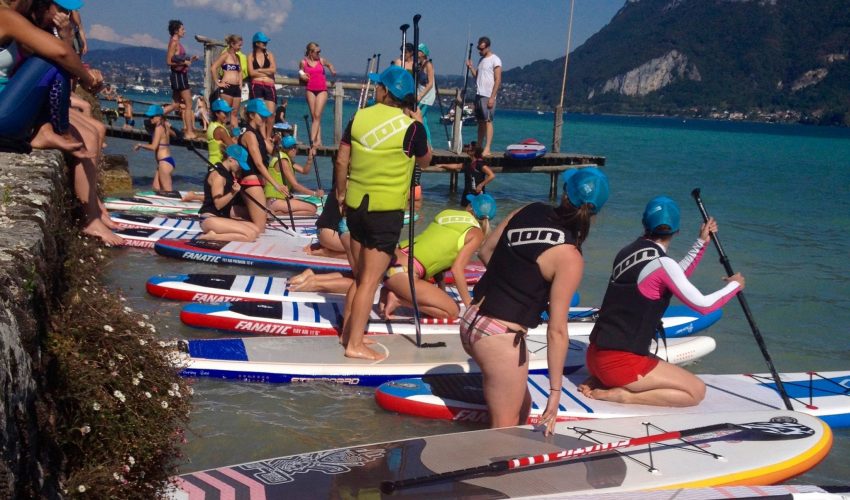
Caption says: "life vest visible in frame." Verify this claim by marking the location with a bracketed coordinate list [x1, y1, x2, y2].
[346, 103, 415, 212]
[403, 209, 479, 279]
[474, 203, 576, 327]
[264, 152, 293, 200]
[589, 238, 671, 356]
[206, 121, 229, 165]
[199, 163, 237, 217]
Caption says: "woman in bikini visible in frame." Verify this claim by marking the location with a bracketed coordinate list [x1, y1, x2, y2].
[299, 42, 335, 146]
[461, 167, 608, 435]
[247, 31, 276, 134]
[237, 98, 279, 234]
[210, 34, 243, 128]
[133, 104, 176, 192]
[199, 144, 259, 242]
[265, 134, 322, 217]
[166, 19, 198, 139]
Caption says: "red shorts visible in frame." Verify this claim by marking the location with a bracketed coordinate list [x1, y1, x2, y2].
[585, 343, 659, 388]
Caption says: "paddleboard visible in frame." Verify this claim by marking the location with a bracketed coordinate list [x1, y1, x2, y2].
[375, 370, 850, 428]
[148, 272, 466, 304]
[110, 212, 321, 232]
[505, 138, 547, 160]
[114, 222, 315, 247]
[135, 190, 325, 208]
[174, 334, 715, 386]
[155, 237, 486, 279]
[179, 299, 717, 339]
[104, 196, 201, 215]
[167, 410, 831, 498]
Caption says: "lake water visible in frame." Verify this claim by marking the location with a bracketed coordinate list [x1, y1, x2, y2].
[101, 96, 850, 486]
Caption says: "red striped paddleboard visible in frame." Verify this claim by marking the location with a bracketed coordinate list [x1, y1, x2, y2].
[167, 410, 832, 498]
[376, 370, 850, 428]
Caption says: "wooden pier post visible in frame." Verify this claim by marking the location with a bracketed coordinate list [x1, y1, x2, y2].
[333, 81, 344, 145]
[452, 89, 463, 154]
[195, 35, 226, 101]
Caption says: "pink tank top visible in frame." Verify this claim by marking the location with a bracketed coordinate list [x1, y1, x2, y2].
[302, 58, 327, 92]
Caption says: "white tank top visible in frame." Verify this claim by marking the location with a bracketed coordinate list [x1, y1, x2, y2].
[0, 41, 21, 88]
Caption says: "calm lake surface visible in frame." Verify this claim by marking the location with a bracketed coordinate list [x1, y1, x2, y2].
[101, 98, 850, 486]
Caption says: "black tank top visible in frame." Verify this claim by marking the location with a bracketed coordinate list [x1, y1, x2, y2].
[200, 163, 237, 217]
[589, 238, 671, 356]
[252, 51, 271, 70]
[474, 202, 577, 327]
[239, 125, 268, 177]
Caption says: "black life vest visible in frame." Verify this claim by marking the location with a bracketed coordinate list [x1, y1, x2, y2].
[589, 238, 671, 356]
[200, 163, 237, 217]
[473, 202, 577, 327]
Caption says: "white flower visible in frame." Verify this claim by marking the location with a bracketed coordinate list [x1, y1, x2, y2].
[171, 383, 180, 392]
[120, 296, 127, 302]
[128, 456, 135, 466]
[142, 314, 150, 320]
[80, 425, 91, 435]
[161, 400, 168, 409]
[187, 387, 194, 395]
[92, 402, 100, 411]
[137, 372, 144, 379]
[158, 341, 167, 347]
[132, 378, 140, 386]
[174, 391, 182, 399]
[78, 485, 86, 493]
[103, 325, 114, 332]
[113, 472, 122, 482]
[78, 259, 84, 264]
[167, 390, 175, 397]
[148, 324, 156, 333]
[113, 390, 126, 403]
[138, 339, 147, 346]
[116, 353, 124, 360]
[123, 306, 132, 313]
[137, 321, 146, 328]
[108, 360, 115, 368]
[144, 392, 152, 399]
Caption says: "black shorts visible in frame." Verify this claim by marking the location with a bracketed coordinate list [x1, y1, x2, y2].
[346, 195, 404, 256]
[249, 81, 276, 102]
[170, 71, 191, 92]
[220, 84, 241, 98]
[315, 197, 342, 231]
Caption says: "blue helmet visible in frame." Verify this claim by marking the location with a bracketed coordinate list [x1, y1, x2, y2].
[466, 193, 497, 220]
[642, 196, 680, 235]
[252, 32, 270, 44]
[368, 65, 415, 101]
[559, 167, 609, 214]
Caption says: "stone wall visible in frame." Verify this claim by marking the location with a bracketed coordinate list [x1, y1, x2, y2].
[0, 150, 68, 498]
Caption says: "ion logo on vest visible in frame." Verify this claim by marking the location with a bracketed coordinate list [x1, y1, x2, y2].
[612, 248, 659, 281]
[506, 227, 566, 247]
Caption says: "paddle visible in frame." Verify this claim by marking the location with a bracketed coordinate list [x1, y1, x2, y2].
[408, 13, 426, 349]
[430, 58, 452, 149]
[302, 114, 325, 207]
[379, 417, 815, 494]
[185, 144, 298, 237]
[691, 188, 793, 410]
[455, 42, 473, 150]
[357, 55, 372, 108]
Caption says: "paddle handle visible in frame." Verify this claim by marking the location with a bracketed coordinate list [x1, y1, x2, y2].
[691, 188, 793, 410]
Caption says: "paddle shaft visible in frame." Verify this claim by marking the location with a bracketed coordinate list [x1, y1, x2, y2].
[302, 114, 325, 206]
[429, 58, 452, 148]
[691, 188, 793, 410]
[380, 420, 799, 494]
[357, 55, 372, 108]
[409, 14, 424, 347]
[185, 144, 296, 234]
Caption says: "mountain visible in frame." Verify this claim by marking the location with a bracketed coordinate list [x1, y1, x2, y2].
[503, 0, 850, 125]
[86, 39, 135, 52]
[85, 45, 167, 68]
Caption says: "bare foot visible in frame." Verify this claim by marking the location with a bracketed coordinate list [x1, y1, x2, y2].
[82, 219, 124, 246]
[381, 290, 401, 320]
[586, 386, 630, 404]
[482, 148, 492, 157]
[288, 276, 315, 292]
[101, 212, 120, 230]
[577, 376, 602, 397]
[30, 123, 93, 159]
[344, 344, 386, 361]
[183, 191, 204, 202]
[289, 268, 315, 286]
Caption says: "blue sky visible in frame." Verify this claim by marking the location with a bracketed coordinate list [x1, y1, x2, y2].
[81, 0, 626, 75]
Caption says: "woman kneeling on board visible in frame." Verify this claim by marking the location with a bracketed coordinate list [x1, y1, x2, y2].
[265, 135, 324, 216]
[463, 168, 609, 435]
[579, 196, 745, 407]
[198, 144, 259, 242]
[380, 193, 496, 321]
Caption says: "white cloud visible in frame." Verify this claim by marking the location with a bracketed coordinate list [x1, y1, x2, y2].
[173, 0, 293, 33]
[89, 24, 168, 49]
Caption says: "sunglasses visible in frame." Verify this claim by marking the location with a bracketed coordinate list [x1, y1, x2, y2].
[477, 45, 488, 51]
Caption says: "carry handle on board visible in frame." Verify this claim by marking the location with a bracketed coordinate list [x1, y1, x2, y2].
[380, 417, 815, 494]
[691, 188, 792, 410]
[185, 144, 298, 237]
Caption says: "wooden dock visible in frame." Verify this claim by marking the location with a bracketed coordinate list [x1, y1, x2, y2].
[103, 125, 604, 199]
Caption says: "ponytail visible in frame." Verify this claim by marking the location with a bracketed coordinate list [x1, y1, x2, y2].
[553, 202, 593, 250]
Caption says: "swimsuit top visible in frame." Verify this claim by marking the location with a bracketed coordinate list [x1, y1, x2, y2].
[0, 41, 21, 89]
[252, 51, 271, 70]
[221, 62, 240, 72]
[200, 163, 237, 217]
[239, 124, 268, 177]
[302, 58, 327, 92]
[171, 39, 188, 73]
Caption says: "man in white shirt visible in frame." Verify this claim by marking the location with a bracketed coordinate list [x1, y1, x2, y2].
[466, 36, 501, 157]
